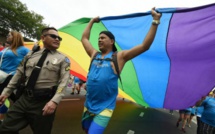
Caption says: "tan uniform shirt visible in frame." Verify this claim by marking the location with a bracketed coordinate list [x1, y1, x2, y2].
[2, 48, 71, 104]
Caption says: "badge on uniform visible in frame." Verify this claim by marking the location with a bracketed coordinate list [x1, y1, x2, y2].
[52, 58, 58, 64]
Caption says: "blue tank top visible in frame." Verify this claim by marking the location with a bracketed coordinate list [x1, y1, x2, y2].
[196, 106, 204, 117]
[85, 52, 118, 114]
[0, 46, 29, 75]
[200, 96, 215, 127]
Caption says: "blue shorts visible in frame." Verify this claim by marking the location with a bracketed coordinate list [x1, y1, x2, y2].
[82, 107, 113, 134]
[179, 109, 191, 115]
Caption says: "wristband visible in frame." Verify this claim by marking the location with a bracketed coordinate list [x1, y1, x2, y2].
[152, 20, 160, 25]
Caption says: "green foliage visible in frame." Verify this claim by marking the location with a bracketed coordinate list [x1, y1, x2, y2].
[0, 0, 48, 40]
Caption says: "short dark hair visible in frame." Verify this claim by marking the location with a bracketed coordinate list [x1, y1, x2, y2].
[100, 31, 117, 52]
[42, 27, 58, 35]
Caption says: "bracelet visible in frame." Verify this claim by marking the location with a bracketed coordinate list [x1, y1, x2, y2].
[152, 20, 160, 25]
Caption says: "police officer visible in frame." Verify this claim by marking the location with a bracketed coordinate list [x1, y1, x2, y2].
[0, 27, 70, 134]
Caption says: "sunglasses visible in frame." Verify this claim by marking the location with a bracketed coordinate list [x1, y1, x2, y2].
[44, 34, 62, 41]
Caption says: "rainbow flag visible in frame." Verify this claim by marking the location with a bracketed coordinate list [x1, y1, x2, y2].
[37, 3, 215, 109]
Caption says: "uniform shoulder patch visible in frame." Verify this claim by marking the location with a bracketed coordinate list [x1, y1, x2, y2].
[65, 66, 70, 71]
[65, 57, 70, 63]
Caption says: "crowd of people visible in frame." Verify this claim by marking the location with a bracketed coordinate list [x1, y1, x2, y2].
[174, 90, 215, 133]
[0, 6, 214, 134]
[67, 75, 86, 95]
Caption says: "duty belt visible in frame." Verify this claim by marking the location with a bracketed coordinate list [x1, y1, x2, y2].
[25, 88, 54, 99]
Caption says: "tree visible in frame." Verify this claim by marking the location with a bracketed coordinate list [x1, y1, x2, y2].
[0, 0, 48, 40]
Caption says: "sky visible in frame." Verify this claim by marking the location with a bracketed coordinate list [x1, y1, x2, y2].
[19, 0, 215, 29]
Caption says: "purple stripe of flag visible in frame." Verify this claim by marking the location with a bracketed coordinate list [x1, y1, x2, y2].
[164, 4, 215, 109]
